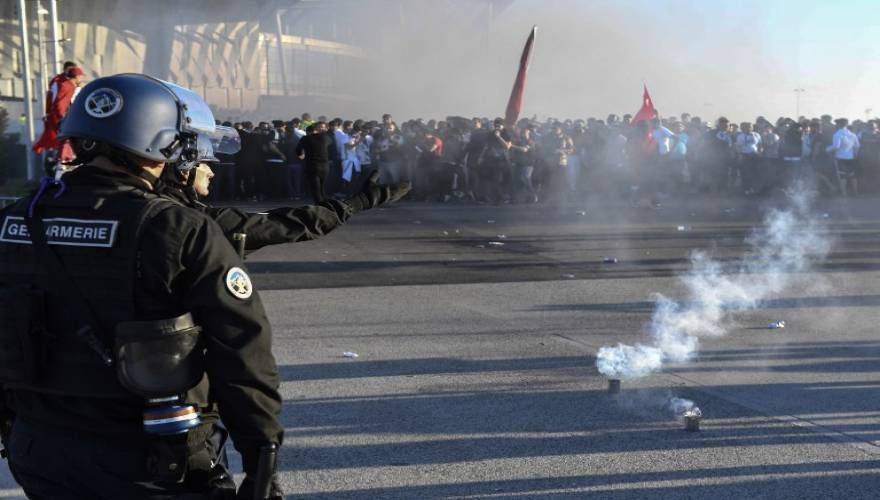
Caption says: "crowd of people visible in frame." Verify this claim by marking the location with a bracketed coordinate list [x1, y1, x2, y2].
[209, 111, 880, 205]
[21, 61, 880, 204]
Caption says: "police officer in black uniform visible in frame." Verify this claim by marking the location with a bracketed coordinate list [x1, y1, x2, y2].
[157, 130, 411, 256]
[0, 74, 283, 499]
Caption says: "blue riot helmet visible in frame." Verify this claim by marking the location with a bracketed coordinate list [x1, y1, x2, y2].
[58, 74, 236, 168]
[175, 126, 241, 172]
[175, 134, 217, 172]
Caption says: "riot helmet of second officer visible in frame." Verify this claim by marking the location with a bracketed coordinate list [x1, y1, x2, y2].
[161, 127, 238, 199]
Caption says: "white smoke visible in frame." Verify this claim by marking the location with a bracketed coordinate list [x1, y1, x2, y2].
[596, 188, 831, 379]
[667, 397, 701, 418]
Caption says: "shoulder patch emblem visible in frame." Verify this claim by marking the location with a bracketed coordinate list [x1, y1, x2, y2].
[225, 267, 253, 300]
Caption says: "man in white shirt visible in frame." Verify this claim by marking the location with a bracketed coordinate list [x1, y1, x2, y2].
[335, 121, 353, 162]
[290, 118, 307, 140]
[735, 122, 762, 194]
[651, 118, 676, 156]
[669, 122, 689, 189]
[651, 118, 676, 194]
[825, 118, 860, 196]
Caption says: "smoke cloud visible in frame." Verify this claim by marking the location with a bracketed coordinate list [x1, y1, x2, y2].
[667, 397, 701, 418]
[53, 0, 880, 120]
[596, 188, 832, 379]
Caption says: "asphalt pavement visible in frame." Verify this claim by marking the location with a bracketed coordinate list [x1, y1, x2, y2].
[2, 193, 879, 499]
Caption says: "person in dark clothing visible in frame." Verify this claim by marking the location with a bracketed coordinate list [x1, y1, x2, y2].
[295, 123, 335, 204]
[236, 123, 285, 201]
[259, 122, 287, 199]
[0, 74, 283, 499]
[779, 121, 804, 186]
[510, 126, 539, 203]
[375, 122, 405, 184]
[706, 117, 734, 193]
[236, 122, 261, 199]
[417, 130, 444, 200]
[477, 119, 512, 203]
[858, 120, 880, 192]
[209, 121, 238, 202]
[460, 118, 489, 200]
[540, 122, 574, 204]
[325, 120, 343, 196]
[282, 118, 305, 199]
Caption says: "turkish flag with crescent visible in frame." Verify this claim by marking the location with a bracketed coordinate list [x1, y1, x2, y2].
[631, 84, 657, 124]
[504, 26, 537, 129]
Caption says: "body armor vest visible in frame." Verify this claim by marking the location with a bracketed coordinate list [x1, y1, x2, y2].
[0, 183, 174, 398]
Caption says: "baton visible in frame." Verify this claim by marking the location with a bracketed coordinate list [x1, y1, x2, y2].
[253, 443, 278, 500]
[232, 232, 247, 260]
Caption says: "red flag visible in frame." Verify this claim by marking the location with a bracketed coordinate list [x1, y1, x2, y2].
[631, 84, 657, 124]
[504, 26, 537, 129]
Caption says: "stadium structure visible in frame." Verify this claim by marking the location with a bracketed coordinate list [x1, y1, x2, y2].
[0, 0, 514, 119]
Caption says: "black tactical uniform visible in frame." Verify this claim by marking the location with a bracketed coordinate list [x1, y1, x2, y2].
[160, 180, 354, 253]
[0, 74, 283, 499]
[158, 143, 410, 255]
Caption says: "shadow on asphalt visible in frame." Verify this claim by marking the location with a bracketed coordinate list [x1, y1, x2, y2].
[279, 341, 880, 382]
[692, 340, 880, 363]
[248, 247, 880, 290]
[276, 342, 880, 490]
[676, 344, 880, 373]
[529, 294, 880, 313]
[279, 387, 880, 465]
[280, 356, 595, 381]
[285, 462, 880, 499]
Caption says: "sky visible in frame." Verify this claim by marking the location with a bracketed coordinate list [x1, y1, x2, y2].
[375, 0, 880, 122]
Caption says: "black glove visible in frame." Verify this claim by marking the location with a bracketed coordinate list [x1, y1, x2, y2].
[0, 414, 12, 459]
[237, 474, 283, 500]
[345, 169, 411, 213]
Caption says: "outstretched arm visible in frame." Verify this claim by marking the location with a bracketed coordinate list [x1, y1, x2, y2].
[207, 199, 355, 252]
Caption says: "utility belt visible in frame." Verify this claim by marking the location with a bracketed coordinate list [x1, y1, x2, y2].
[0, 203, 232, 490]
[116, 313, 205, 436]
[0, 292, 218, 484]
[0, 285, 205, 424]
[117, 316, 233, 493]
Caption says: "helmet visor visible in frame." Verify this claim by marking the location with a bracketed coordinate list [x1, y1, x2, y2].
[176, 128, 240, 171]
[160, 80, 218, 136]
[207, 125, 241, 156]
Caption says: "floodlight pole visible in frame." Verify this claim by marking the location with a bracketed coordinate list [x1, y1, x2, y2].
[18, 0, 35, 181]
